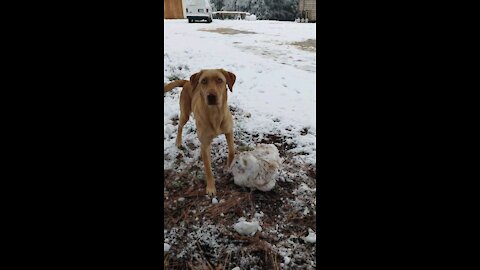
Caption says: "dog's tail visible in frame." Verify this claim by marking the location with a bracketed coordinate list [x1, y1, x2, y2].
[164, 80, 188, 93]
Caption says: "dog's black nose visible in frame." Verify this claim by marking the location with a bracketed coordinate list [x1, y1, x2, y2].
[207, 94, 217, 105]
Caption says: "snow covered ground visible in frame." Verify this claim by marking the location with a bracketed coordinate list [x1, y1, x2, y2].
[164, 19, 316, 269]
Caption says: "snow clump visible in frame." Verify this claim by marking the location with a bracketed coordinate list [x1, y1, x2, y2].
[233, 217, 262, 236]
[303, 228, 316, 243]
[230, 144, 282, 192]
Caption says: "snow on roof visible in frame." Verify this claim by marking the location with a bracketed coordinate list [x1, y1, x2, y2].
[212, 11, 249, 14]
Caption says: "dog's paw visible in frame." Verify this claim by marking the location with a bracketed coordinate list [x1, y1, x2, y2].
[225, 157, 234, 168]
[175, 138, 183, 148]
[206, 185, 216, 197]
[176, 143, 185, 150]
[223, 163, 232, 174]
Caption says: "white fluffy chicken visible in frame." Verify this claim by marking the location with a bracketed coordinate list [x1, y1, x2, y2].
[229, 144, 282, 191]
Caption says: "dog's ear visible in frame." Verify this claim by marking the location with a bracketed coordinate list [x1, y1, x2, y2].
[190, 71, 203, 91]
[221, 69, 236, 92]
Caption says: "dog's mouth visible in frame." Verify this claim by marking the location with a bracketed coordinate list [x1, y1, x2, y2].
[207, 94, 217, 105]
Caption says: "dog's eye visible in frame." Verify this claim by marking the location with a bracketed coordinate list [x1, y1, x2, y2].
[201, 79, 207, 84]
[216, 78, 223, 84]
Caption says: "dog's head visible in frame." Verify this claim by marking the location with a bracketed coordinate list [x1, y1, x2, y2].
[190, 69, 236, 107]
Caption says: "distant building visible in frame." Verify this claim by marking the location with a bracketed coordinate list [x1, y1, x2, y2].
[299, 0, 316, 22]
[164, 0, 186, 19]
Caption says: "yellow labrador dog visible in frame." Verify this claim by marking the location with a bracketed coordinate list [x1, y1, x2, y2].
[164, 69, 237, 196]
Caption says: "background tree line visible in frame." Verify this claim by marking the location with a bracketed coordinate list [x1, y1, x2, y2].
[210, 0, 300, 21]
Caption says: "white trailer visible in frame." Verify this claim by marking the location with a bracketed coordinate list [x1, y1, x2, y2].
[185, 0, 213, 23]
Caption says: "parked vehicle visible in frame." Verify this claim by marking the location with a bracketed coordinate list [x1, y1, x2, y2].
[186, 0, 213, 23]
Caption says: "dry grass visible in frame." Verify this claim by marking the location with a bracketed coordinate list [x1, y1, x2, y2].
[205, 192, 250, 217]
[164, 253, 169, 269]
[199, 27, 257, 35]
[292, 39, 316, 52]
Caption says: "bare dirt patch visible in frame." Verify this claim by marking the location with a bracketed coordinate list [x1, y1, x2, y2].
[200, 27, 257, 35]
[292, 39, 316, 52]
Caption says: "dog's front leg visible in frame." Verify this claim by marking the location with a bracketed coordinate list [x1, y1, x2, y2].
[225, 132, 235, 168]
[200, 142, 216, 196]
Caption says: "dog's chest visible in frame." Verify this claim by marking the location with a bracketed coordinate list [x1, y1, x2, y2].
[197, 113, 223, 135]
[193, 109, 232, 138]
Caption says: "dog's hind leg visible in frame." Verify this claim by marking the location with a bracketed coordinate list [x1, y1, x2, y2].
[175, 92, 191, 148]
[175, 112, 189, 148]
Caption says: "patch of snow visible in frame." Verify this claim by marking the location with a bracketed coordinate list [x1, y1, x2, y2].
[293, 183, 316, 195]
[172, 223, 230, 260]
[303, 228, 316, 243]
[164, 243, 171, 252]
[231, 267, 240, 270]
[245, 14, 257, 21]
[254, 211, 264, 218]
[284, 256, 291, 265]
[212, 197, 218, 204]
[164, 124, 175, 139]
[233, 218, 261, 236]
